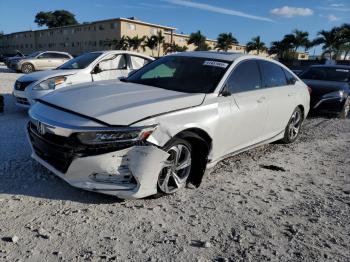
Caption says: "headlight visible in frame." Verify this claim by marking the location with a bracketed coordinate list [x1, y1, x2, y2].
[323, 90, 345, 99]
[32, 76, 67, 90]
[76, 126, 157, 145]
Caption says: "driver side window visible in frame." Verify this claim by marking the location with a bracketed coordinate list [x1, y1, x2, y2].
[227, 60, 262, 93]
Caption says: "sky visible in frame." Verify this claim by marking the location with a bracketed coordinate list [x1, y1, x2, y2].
[1, 0, 350, 55]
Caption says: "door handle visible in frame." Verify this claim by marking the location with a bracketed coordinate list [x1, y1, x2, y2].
[288, 92, 296, 97]
[257, 96, 266, 103]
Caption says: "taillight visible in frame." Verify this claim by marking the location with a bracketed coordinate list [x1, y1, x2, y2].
[307, 86, 312, 94]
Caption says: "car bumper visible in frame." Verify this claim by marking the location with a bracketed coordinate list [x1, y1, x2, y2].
[13, 90, 31, 107]
[13, 89, 52, 107]
[311, 97, 345, 114]
[26, 125, 169, 199]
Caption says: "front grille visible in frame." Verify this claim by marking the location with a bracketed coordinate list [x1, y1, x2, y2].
[15, 80, 34, 91]
[16, 97, 29, 105]
[28, 122, 137, 173]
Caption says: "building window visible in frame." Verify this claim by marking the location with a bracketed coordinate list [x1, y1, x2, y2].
[150, 28, 157, 35]
[99, 24, 105, 30]
[110, 22, 118, 29]
[127, 23, 136, 31]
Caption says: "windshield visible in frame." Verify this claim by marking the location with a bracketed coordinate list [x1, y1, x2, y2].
[27, 51, 42, 58]
[126, 56, 231, 93]
[58, 52, 102, 70]
[300, 67, 350, 82]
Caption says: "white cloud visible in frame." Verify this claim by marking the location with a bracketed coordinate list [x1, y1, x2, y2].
[327, 14, 340, 21]
[270, 6, 314, 18]
[330, 3, 344, 7]
[165, 0, 274, 22]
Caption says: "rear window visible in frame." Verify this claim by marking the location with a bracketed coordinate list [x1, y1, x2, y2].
[300, 67, 350, 82]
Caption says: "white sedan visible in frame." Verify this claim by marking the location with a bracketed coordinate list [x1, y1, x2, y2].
[27, 52, 310, 199]
[13, 51, 154, 107]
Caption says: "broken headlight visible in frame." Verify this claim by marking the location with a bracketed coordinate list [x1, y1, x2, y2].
[76, 126, 157, 145]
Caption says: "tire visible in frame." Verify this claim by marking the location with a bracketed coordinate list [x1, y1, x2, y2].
[338, 97, 350, 119]
[157, 138, 192, 195]
[21, 63, 34, 74]
[281, 107, 303, 144]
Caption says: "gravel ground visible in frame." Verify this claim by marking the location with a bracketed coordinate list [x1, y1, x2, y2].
[0, 66, 349, 262]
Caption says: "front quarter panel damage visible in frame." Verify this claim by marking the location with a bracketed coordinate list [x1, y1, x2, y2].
[127, 146, 169, 199]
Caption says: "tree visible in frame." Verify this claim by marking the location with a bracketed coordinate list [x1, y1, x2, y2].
[101, 36, 129, 50]
[163, 42, 188, 54]
[314, 28, 342, 59]
[34, 10, 78, 28]
[246, 36, 266, 55]
[216, 33, 238, 52]
[339, 24, 350, 60]
[127, 35, 145, 51]
[155, 31, 165, 58]
[187, 30, 208, 51]
[143, 36, 158, 56]
[293, 29, 309, 52]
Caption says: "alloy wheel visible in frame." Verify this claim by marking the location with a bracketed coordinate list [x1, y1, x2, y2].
[22, 64, 33, 73]
[288, 110, 302, 140]
[158, 144, 192, 194]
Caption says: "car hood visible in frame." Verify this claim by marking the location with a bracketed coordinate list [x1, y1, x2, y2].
[17, 69, 80, 83]
[39, 80, 206, 125]
[302, 79, 349, 97]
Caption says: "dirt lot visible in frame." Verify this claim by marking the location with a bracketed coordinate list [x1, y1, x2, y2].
[0, 65, 349, 262]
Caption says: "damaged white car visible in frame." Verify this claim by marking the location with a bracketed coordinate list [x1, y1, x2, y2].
[27, 52, 310, 199]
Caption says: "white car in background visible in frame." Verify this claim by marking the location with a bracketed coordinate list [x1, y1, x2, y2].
[13, 51, 154, 107]
[27, 52, 310, 199]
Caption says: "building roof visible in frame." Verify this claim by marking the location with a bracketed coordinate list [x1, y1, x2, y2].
[171, 51, 245, 61]
[2, 17, 176, 36]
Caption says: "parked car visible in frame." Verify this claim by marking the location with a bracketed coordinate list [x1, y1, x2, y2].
[7, 51, 72, 73]
[300, 65, 350, 118]
[27, 52, 310, 199]
[3, 51, 25, 66]
[13, 51, 154, 107]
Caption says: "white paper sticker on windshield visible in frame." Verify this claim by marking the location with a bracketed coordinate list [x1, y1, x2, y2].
[203, 61, 229, 68]
[336, 69, 349, 73]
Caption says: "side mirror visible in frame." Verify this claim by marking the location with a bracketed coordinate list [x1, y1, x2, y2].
[92, 65, 102, 74]
[220, 85, 231, 97]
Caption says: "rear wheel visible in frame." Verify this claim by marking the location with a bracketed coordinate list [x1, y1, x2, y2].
[281, 107, 303, 144]
[338, 97, 350, 119]
[157, 138, 192, 195]
[21, 63, 34, 74]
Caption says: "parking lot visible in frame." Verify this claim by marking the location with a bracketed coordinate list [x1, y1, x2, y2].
[0, 65, 349, 261]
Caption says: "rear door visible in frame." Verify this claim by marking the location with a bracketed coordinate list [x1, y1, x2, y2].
[35, 52, 53, 70]
[51, 53, 71, 68]
[258, 60, 297, 136]
[219, 59, 269, 153]
[128, 55, 152, 73]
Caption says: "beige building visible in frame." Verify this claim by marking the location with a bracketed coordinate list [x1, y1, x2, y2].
[0, 17, 247, 57]
[0, 17, 308, 59]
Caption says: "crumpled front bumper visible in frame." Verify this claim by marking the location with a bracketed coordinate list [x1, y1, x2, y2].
[28, 129, 169, 199]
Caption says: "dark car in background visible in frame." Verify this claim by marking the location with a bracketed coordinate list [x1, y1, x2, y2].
[300, 65, 350, 118]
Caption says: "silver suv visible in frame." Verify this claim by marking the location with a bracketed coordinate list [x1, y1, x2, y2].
[8, 51, 73, 73]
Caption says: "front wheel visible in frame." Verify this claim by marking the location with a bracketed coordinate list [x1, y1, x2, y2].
[157, 138, 192, 195]
[281, 107, 303, 144]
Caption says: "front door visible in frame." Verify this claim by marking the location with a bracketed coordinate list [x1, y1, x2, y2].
[217, 60, 269, 155]
[92, 54, 129, 81]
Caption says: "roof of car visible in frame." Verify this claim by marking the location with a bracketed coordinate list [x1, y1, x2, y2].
[310, 64, 350, 69]
[170, 51, 246, 62]
[90, 50, 154, 59]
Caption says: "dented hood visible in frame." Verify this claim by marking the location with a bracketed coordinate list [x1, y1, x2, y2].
[40, 80, 205, 125]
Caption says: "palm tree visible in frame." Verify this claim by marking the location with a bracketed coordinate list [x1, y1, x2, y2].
[339, 24, 350, 59]
[293, 29, 310, 52]
[155, 31, 165, 58]
[115, 36, 129, 50]
[127, 35, 145, 52]
[216, 33, 238, 52]
[187, 30, 208, 51]
[143, 35, 158, 56]
[314, 28, 342, 59]
[246, 36, 266, 55]
[163, 42, 188, 54]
